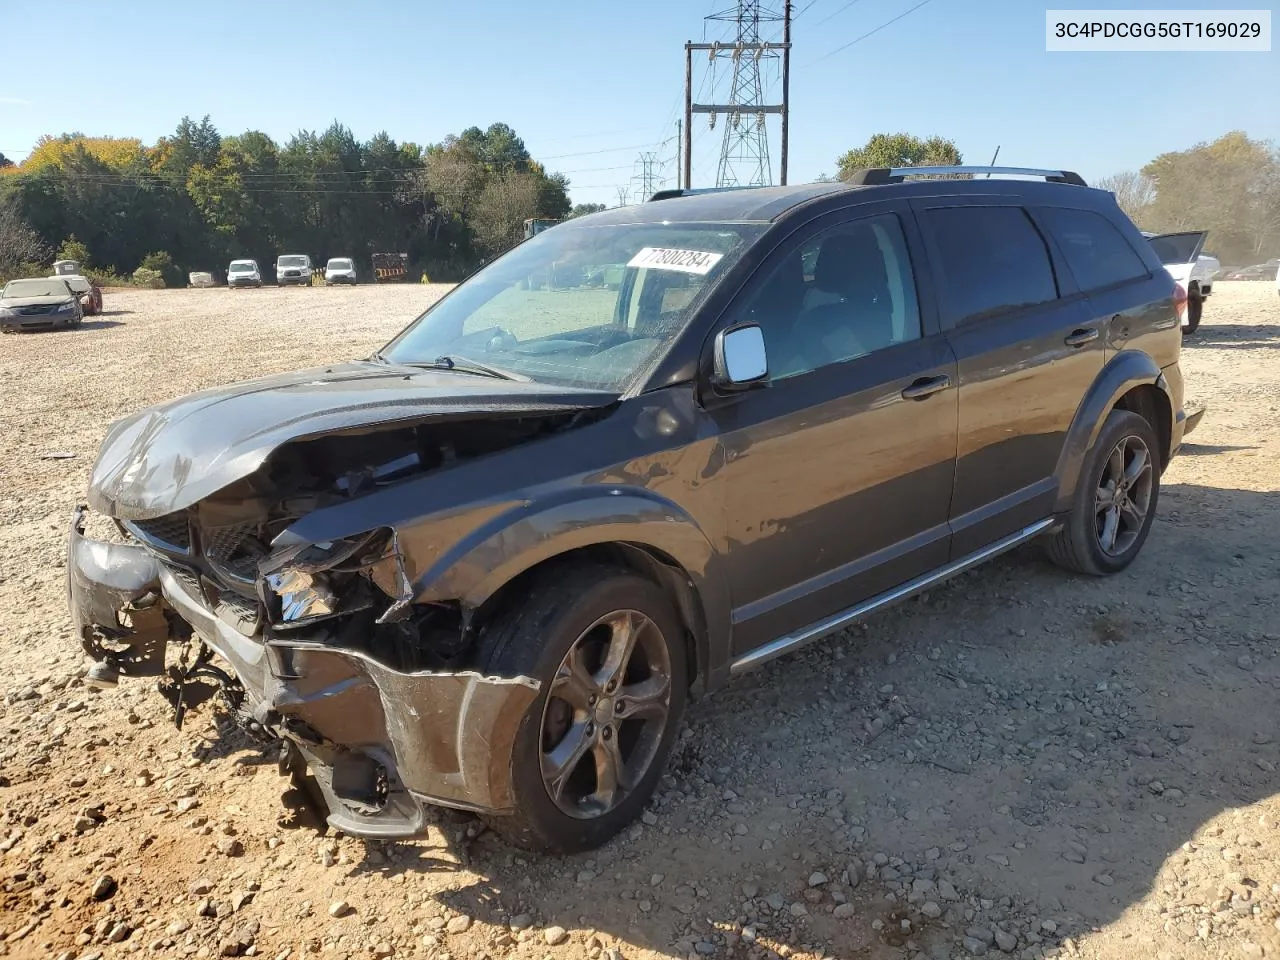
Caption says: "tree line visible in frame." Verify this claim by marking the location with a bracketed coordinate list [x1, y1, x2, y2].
[5, 122, 1277, 286]
[0, 117, 601, 285]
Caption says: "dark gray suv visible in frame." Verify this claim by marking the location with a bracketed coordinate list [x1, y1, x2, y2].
[68, 167, 1203, 852]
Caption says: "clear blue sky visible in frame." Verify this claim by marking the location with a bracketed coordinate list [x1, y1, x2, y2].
[1, 0, 1275, 207]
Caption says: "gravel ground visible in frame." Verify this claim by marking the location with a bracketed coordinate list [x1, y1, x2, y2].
[0, 281, 1277, 960]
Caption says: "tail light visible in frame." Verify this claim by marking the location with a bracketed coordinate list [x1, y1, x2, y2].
[1173, 281, 1188, 326]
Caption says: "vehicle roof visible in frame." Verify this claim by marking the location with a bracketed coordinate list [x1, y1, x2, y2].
[229, 259, 257, 264]
[572, 177, 1117, 227]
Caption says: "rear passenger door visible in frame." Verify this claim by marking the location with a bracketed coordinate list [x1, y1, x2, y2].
[1033, 205, 1166, 355]
[911, 200, 1103, 558]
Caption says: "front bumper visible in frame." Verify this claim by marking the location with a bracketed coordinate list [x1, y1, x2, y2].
[67, 505, 540, 837]
[2, 313, 72, 330]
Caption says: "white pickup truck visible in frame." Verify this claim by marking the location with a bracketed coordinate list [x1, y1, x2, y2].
[1143, 231, 1218, 334]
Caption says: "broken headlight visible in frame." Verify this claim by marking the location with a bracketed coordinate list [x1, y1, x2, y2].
[261, 531, 384, 626]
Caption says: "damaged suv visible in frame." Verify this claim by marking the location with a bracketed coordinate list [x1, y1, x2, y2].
[69, 167, 1202, 853]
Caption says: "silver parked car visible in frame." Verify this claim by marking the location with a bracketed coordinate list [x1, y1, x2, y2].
[1, 278, 84, 331]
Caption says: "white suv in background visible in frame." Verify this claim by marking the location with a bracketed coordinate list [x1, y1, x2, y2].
[227, 260, 262, 288]
[324, 257, 358, 285]
[1143, 231, 1218, 334]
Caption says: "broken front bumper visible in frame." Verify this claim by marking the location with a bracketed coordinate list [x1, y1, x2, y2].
[67, 505, 540, 838]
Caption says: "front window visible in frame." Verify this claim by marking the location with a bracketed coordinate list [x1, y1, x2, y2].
[327, 259, 353, 270]
[229, 262, 255, 273]
[381, 220, 762, 391]
[3, 279, 71, 298]
[278, 256, 308, 268]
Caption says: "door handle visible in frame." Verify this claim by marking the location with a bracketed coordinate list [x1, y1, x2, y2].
[1064, 328, 1099, 347]
[901, 375, 951, 400]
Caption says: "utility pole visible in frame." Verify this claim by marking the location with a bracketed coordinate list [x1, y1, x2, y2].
[781, 0, 791, 185]
[684, 44, 693, 189]
[683, 3, 790, 189]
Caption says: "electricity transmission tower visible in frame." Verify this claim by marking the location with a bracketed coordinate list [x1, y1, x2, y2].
[684, 1, 791, 189]
[631, 152, 664, 203]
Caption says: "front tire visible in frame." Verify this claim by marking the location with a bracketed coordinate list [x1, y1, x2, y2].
[1045, 409, 1160, 576]
[477, 565, 687, 853]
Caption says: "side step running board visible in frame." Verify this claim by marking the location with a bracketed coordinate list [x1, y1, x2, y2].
[729, 518, 1057, 676]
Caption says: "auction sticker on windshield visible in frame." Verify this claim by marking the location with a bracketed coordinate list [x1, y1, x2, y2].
[627, 247, 725, 275]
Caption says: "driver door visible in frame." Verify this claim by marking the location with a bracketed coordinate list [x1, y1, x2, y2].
[703, 203, 960, 656]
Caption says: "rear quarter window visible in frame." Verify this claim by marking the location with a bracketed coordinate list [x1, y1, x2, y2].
[1038, 207, 1149, 293]
[921, 206, 1058, 327]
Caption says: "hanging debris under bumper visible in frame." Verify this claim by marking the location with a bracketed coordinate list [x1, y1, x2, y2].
[67, 505, 542, 838]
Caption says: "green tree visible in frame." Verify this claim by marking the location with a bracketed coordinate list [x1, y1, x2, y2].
[138, 251, 183, 288]
[57, 236, 91, 265]
[569, 203, 607, 218]
[836, 133, 962, 180]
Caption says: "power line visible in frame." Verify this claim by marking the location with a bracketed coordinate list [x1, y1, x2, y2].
[809, 0, 866, 29]
[806, 0, 938, 65]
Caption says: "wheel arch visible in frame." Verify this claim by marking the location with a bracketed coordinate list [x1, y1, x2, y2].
[1053, 350, 1173, 512]
[409, 489, 732, 696]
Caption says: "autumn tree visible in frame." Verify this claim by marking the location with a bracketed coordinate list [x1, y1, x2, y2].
[1142, 132, 1280, 263]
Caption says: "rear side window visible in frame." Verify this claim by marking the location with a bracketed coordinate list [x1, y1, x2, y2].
[1038, 207, 1149, 293]
[922, 206, 1058, 326]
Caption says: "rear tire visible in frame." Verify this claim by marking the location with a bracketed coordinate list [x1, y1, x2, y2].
[1183, 286, 1202, 335]
[476, 564, 687, 853]
[1045, 409, 1160, 576]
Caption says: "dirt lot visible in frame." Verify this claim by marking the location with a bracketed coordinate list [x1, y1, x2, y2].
[1, 282, 1278, 960]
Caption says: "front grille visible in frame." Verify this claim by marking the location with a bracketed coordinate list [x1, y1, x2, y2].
[129, 512, 191, 551]
[204, 522, 265, 584]
[19, 305, 55, 316]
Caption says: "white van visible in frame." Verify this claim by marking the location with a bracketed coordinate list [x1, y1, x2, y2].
[227, 260, 262, 288]
[276, 254, 313, 287]
[324, 257, 358, 285]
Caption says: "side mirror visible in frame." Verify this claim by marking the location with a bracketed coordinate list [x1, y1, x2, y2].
[712, 324, 768, 389]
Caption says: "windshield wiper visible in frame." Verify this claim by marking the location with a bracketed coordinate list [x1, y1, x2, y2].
[412, 355, 528, 381]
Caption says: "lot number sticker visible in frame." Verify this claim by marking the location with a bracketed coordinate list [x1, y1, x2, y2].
[627, 247, 725, 275]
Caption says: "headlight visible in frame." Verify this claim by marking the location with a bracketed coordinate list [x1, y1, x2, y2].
[58, 301, 76, 312]
[266, 568, 337, 621]
[0, 307, 14, 318]
[261, 531, 384, 625]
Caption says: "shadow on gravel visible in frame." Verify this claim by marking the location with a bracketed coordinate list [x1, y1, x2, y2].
[1185, 322, 1280, 349]
[340, 483, 1279, 958]
[1177, 442, 1260, 456]
[77, 319, 126, 331]
[164, 484, 1277, 959]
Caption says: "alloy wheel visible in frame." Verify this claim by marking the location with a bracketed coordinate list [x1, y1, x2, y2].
[538, 609, 672, 819]
[1094, 434, 1153, 556]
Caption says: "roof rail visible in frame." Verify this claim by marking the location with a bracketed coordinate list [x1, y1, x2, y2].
[845, 166, 1088, 187]
[647, 185, 766, 202]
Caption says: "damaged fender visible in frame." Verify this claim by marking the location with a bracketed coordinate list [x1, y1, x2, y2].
[285, 486, 733, 690]
[68, 505, 170, 677]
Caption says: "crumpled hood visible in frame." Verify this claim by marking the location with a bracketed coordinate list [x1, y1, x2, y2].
[88, 360, 619, 520]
